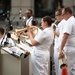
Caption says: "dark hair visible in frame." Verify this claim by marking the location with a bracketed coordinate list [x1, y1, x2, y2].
[32, 19, 38, 26]
[0, 27, 4, 35]
[43, 16, 53, 26]
[27, 8, 32, 14]
[64, 7, 72, 14]
[55, 9, 62, 15]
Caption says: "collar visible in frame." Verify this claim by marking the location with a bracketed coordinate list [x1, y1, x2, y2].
[43, 27, 52, 32]
[67, 16, 74, 21]
[28, 16, 33, 19]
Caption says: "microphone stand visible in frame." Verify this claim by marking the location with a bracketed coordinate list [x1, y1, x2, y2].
[5, 9, 22, 32]
[0, 11, 12, 46]
[11, 11, 20, 22]
[1, 9, 22, 46]
[5, 11, 20, 46]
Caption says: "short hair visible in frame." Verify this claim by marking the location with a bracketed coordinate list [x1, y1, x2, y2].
[64, 7, 72, 14]
[43, 16, 53, 26]
[0, 27, 4, 35]
[55, 9, 62, 15]
[32, 19, 38, 26]
[27, 8, 32, 14]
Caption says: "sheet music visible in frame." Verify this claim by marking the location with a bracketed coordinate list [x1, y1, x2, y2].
[2, 46, 25, 57]
[2, 47, 12, 54]
[16, 42, 32, 53]
[10, 47, 25, 55]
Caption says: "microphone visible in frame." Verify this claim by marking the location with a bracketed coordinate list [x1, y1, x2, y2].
[7, 33, 11, 38]
[10, 25, 13, 31]
[7, 11, 10, 20]
[4, 33, 11, 46]
[19, 8, 22, 20]
[4, 32, 11, 46]
[53, 25, 56, 31]
[22, 16, 26, 27]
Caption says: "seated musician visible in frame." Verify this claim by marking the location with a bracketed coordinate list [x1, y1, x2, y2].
[0, 27, 14, 47]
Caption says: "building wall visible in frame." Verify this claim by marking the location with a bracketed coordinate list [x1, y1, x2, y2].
[63, 0, 75, 15]
[10, 0, 34, 22]
[10, 0, 75, 22]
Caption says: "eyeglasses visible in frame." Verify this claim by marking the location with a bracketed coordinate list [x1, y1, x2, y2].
[55, 14, 61, 16]
[62, 13, 66, 16]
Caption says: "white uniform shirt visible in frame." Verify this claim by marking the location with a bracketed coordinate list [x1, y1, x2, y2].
[63, 16, 75, 47]
[58, 19, 66, 48]
[0, 35, 15, 46]
[33, 27, 54, 51]
[26, 16, 33, 26]
[0, 35, 7, 46]
[54, 25, 59, 50]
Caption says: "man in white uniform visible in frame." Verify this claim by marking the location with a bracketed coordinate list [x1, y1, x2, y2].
[25, 9, 33, 26]
[26, 16, 54, 75]
[57, 19, 66, 75]
[59, 7, 75, 75]
[53, 9, 66, 75]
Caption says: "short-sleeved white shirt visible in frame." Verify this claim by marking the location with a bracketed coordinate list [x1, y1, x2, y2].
[0, 35, 15, 46]
[54, 25, 59, 50]
[33, 27, 54, 51]
[63, 16, 75, 47]
[58, 19, 66, 47]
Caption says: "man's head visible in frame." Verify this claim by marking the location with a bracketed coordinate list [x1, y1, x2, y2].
[25, 9, 33, 18]
[55, 9, 63, 22]
[0, 27, 4, 39]
[62, 7, 73, 20]
[31, 19, 38, 26]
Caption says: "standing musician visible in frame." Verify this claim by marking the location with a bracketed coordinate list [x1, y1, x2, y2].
[26, 16, 54, 75]
[25, 9, 33, 26]
[59, 7, 75, 75]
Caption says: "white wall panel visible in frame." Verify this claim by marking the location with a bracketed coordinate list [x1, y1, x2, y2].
[11, 0, 33, 22]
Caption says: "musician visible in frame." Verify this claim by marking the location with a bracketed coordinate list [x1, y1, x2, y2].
[0, 27, 14, 46]
[25, 9, 33, 26]
[53, 9, 61, 75]
[53, 9, 66, 75]
[0, 27, 6, 46]
[59, 7, 75, 75]
[26, 16, 54, 75]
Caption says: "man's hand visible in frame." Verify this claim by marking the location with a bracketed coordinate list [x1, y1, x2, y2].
[25, 50, 30, 55]
[58, 50, 64, 59]
[24, 50, 30, 58]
